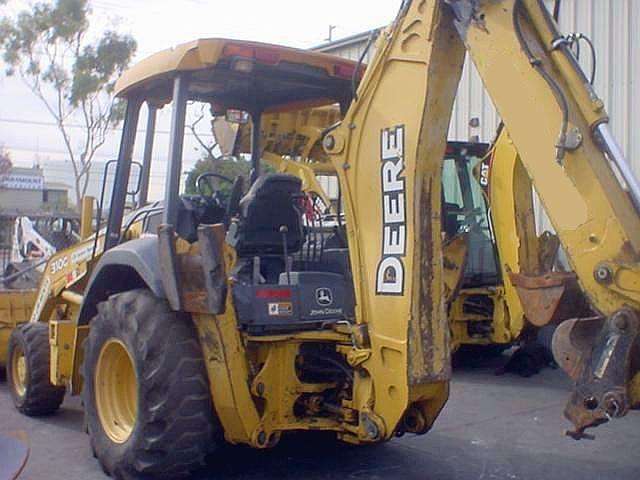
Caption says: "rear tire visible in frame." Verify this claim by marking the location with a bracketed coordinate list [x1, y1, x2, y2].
[7, 323, 65, 416]
[82, 289, 219, 479]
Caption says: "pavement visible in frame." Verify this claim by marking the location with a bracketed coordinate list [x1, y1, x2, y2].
[1, 358, 638, 480]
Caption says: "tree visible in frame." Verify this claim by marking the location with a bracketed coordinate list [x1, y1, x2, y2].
[0, 0, 136, 206]
[185, 155, 252, 202]
[185, 104, 250, 201]
[187, 103, 220, 162]
[184, 107, 274, 201]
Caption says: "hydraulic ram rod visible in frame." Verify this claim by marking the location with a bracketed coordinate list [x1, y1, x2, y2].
[595, 123, 640, 214]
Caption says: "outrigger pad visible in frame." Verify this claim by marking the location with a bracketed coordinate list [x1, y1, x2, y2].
[0, 431, 29, 479]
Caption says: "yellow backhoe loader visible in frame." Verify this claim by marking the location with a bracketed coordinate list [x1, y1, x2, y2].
[1, 215, 80, 374]
[5, 1, 640, 478]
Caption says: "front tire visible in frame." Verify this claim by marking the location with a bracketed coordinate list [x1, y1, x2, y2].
[82, 289, 219, 479]
[7, 323, 65, 416]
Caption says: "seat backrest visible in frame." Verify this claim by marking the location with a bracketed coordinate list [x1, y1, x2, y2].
[443, 202, 463, 238]
[236, 174, 304, 256]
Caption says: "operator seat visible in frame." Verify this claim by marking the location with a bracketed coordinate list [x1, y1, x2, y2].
[234, 174, 304, 256]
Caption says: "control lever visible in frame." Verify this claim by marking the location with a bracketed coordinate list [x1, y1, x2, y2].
[280, 225, 292, 285]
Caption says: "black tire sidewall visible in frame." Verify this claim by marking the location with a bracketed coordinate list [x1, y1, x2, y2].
[82, 289, 217, 479]
[82, 308, 141, 476]
[7, 323, 65, 415]
[7, 326, 30, 409]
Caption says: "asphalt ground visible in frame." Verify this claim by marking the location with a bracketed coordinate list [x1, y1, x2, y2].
[1, 356, 638, 480]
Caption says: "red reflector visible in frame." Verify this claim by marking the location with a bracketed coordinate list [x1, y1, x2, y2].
[256, 289, 292, 300]
[334, 63, 357, 79]
[445, 145, 455, 155]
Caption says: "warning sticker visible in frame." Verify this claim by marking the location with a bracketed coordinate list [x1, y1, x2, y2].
[268, 302, 293, 317]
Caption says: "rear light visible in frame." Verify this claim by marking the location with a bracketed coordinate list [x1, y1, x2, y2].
[256, 289, 292, 300]
[254, 48, 280, 65]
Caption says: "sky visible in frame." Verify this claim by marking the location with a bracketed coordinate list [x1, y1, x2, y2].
[0, 0, 402, 202]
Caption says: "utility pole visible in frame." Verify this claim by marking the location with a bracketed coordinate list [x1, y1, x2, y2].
[326, 25, 337, 43]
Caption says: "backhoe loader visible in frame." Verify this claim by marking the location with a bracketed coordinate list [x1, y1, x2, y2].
[5, 1, 640, 478]
[1, 215, 80, 371]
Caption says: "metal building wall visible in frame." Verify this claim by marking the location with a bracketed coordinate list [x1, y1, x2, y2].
[316, 1, 640, 176]
[452, 0, 640, 177]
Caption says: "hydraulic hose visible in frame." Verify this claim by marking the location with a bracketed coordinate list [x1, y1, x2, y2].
[513, 0, 570, 163]
[351, 30, 376, 102]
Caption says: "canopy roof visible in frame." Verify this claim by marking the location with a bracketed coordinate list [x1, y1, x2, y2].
[114, 38, 364, 112]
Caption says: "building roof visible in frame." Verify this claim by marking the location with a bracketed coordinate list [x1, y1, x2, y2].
[7, 167, 42, 177]
[6, 166, 43, 177]
[312, 28, 382, 53]
[0, 208, 78, 219]
[44, 182, 71, 192]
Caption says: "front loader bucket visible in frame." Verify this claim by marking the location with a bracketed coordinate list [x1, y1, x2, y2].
[0, 290, 37, 367]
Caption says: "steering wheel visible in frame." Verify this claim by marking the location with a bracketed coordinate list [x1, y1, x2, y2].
[196, 172, 234, 199]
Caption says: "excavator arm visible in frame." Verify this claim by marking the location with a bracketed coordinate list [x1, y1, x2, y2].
[323, 0, 639, 439]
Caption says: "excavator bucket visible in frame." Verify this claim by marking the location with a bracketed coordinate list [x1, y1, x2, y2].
[509, 272, 584, 327]
[552, 310, 640, 439]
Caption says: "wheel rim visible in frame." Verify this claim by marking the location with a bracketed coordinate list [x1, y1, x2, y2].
[95, 339, 138, 444]
[11, 345, 27, 397]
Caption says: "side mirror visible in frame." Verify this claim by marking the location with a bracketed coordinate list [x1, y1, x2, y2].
[225, 109, 250, 125]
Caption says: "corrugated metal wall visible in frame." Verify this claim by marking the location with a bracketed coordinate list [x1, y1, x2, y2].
[318, 0, 640, 176]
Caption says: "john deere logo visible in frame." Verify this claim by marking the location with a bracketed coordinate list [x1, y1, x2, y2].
[316, 288, 333, 306]
[376, 125, 407, 296]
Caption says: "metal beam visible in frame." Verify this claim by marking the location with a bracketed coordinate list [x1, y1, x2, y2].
[163, 75, 190, 226]
[104, 99, 142, 251]
[138, 104, 158, 208]
[250, 111, 262, 185]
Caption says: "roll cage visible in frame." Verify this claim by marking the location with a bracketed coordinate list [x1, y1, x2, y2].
[104, 38, 363, 250]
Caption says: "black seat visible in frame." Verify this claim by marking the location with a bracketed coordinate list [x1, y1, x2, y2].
[235, 174, 304, 256]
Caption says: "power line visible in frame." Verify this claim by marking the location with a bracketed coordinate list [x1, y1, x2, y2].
[4, 142, 202, 161]
[0, 117, 216, 138]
